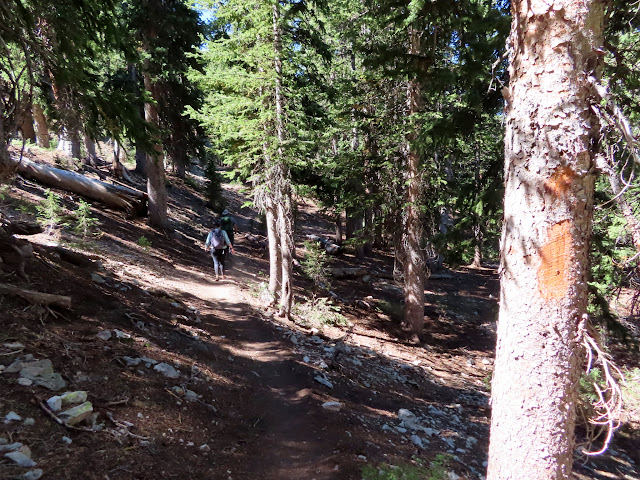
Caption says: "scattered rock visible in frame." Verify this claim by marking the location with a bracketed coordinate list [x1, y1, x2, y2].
[90, 273, 107, 284]
[172, 386, 185, 396]
[113, 329, 131, 340]
[0, 442, 23, 453]
[58, 401, 93, 426]
[17, 377, 33, 386]
[18, 359, 66, 391]
[184, 389, 199, 402]
[411, 434, 427, 448]
[96, 330, 112, 341]
[397, 409, 422, 431]
[5, 450, 37, 467]
[122, 356, 142, 367]
[199, 444, 211, 452]
[140, 356, 158, 367]
[23, 418, 35, 426]
[5, 411, 22, 423]
[22, 469, 44, 480]
[4, 342, 24, 349]
[314, 375, 333, 389]
[62, 436, 72, 445]
[46, 396, 63, 412]
[321, 401, 342, 411]
[154, 363, 180, 378]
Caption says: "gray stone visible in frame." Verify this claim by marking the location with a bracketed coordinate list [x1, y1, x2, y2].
[411, 434, 426, 448]
[0, 442, 23, 453]
[398, 409, 422, 431]
[19, 359, 66, 391]
[184, 390, 199, 402]
[154, 363, 179, 378]
[6, 359, 25, 373]
[5, 411, 22, 423]
[3, 342, 24, 349]
[172, 386, 184, 396]
[139, 356, 158, 366]
[60, 391, 88, 406]
[22, 469, 44, 480]
[96, 330, 112, 341]
[62, 436, 72, 444]
[91, 273, 107, 284]
[123, 356, 141, 366]
[46, 396, 63, 412]
[17, 377, 33, 386]
[23, 418, 35, 426]
[58, 401, 93, 426]
[314, 375, 333, 389]
[5, 451, 37, 467]
[321, 401, 342, 411]
[113, 329, 131, 339]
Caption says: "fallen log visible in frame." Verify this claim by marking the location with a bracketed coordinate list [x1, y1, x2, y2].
[0, 283, 72, 308]
[14, 156, 147, 215]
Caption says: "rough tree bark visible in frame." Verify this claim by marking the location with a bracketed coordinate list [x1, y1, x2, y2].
[487, 2, 605, 479]
[272, 1, 294, 319]
[403, 25, 426, 339]
[143, 68, 169, 230]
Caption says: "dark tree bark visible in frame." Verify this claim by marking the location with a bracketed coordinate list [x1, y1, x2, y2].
[403, 25, 426, 339]
[143, 69, 169, 230]
[487, 2, 605, 479]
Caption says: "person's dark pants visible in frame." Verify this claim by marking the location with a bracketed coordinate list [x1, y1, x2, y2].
[224, 229, 234, 246]
[211, 248, 226, 276]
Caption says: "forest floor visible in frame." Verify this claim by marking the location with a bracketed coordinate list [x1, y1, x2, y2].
[1, 146, 639, 480]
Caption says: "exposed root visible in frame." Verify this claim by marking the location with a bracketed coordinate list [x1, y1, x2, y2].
[577, 314, 624, 456]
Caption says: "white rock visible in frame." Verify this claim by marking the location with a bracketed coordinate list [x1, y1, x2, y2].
[22, 469, 44, 480]
[3, 342, 24, 349]
[5, 411, 22, 423]
[20, 468, 44, 480]
[17, 377, 33, 386]
[62, 436, 72, 444]
[23, 418, 35, 426]
[123, 356, 141, 366]
[154, 363, 179, 378]
[114, 329, 130, 339]
[321, 401, 342, 411]
[448, 472, 461, 480]
[96, 330, 112, 341]
[60, 391, 88, 405]
[47, 396, 63, 412]
[199, 444, 210, 452]
[303, 356, 310, 363]
[5, 451, 37, 467]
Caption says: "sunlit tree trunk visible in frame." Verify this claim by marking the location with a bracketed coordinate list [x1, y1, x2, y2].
[487, 2, 605, 479]
[272, 1, 294, 319]
[403, 25, 425, 339]
[32, 104, 50, 148]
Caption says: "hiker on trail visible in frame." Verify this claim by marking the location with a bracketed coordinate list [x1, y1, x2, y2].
[219, 209, 239, 246]
[205, 219, 234, 281]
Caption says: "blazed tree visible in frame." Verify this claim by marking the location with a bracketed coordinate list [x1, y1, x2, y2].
[487, 1, 606, 479]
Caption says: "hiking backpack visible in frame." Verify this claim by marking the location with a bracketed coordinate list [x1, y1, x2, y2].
[220, 216, 233, 232]
[210, 228, 224, 249]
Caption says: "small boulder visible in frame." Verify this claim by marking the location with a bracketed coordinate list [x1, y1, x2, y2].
[154, 363, 179, 379]
[5, 451, 37, 468]
[58, 401, 93, 426]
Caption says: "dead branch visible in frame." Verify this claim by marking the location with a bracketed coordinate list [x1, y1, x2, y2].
[0, 282, 72, 308]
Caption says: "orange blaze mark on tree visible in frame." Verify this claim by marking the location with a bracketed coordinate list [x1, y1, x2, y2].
[537, 220, 574, 301]
[544, 165, 576, 198]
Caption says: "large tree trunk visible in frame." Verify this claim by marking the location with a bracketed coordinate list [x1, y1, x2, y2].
[32, 104, 50, 148]
[58, 128, 81, 159]
[143, 70, 169, 231]
[272, 2, 293, 319]
[17, 104, 36, 144]
[403, 26, 426, 339]
[487, 2, 604, 479]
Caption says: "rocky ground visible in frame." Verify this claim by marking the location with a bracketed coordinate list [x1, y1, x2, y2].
[0, 146, 639, 479]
